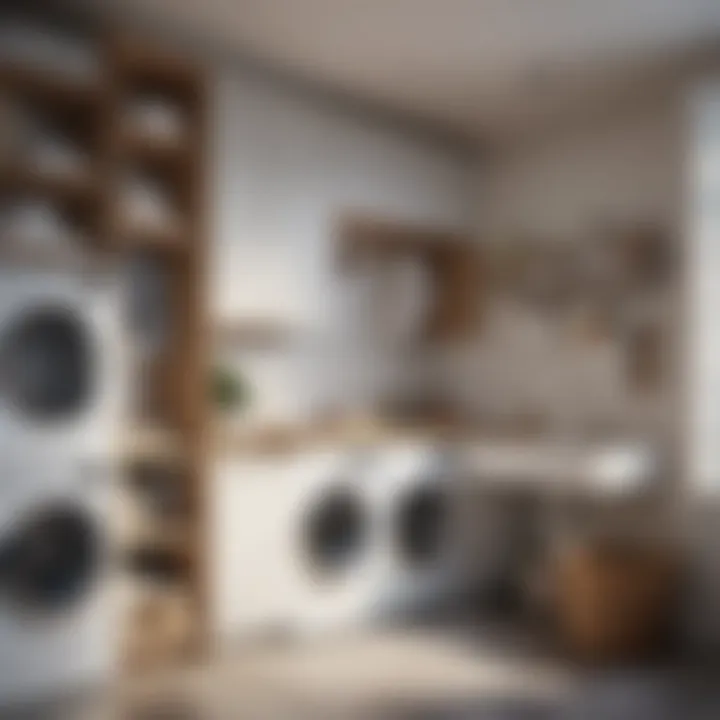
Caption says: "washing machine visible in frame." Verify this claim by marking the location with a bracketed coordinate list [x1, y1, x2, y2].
[366, 443, 472, 621]
[0, 269, 126, 464]
[282, 449, 382, 636]
[0, 462, 118, 708]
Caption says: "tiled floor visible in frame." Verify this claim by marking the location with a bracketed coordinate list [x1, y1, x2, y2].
[3, 627, 719, 719]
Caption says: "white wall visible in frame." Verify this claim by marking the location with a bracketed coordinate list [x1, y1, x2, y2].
[210, 68, 474, 426]
[480, 91, 683, 239]
[455, 90, 683, 440]
[685, 81, 720, 650]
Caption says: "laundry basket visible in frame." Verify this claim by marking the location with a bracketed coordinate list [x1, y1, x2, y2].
[557, 539, 680, 663]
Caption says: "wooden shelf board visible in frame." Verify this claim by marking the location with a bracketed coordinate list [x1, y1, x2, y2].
[0, 166, 100, 205]
[0, 242, 108, 271]
[120, 426, 187, 465]
[116, 223, 188, 252]
[213, 317, 297, 347]
[0, 63, 103, 108]
[126, 533, 192, 560]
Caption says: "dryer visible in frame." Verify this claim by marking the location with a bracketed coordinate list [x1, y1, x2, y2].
[0, 269, 126, 465]
[367, 443, 471, 621]
[0, 463, 118, 708]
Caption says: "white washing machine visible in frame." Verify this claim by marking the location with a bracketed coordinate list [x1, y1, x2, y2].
[211, 450, 378, 642]
[281, 449, 382, 637]
[0, 269, 126, 465]
[0, 463, 118, 708]
[366, 443, 473, 621]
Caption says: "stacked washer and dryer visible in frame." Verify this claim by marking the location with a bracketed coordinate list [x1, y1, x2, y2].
[0, 269, 125, 707]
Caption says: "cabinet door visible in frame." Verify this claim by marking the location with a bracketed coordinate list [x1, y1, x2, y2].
[210, 459, 291, 641]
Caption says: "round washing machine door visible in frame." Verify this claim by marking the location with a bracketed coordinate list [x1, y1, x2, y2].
[0, 304, 95, 426]
[301, 485, 369, 582]
[394, 483, 451, 569]
[0, 504, 103, 617]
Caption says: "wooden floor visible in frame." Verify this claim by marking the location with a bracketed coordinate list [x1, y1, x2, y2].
[3, 626, 719, 719]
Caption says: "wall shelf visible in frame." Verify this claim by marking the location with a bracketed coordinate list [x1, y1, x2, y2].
[213, 317, 297, 348]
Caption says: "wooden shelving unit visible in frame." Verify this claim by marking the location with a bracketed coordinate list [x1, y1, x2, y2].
[0, 29, 208, 674]
[107, 34, 208, 671]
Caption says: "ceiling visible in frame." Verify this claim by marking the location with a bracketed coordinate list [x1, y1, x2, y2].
[108, 0, 720, 143]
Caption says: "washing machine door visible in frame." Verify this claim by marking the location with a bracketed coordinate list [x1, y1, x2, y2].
[0, 503, 103, 617]
[394, 483, 451, 569]
[301, 485, 368, 582]
[0, 304, 94, 426]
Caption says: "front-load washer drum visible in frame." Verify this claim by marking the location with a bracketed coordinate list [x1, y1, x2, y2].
[302, 486, 367, 582]
[0, 305, 93, 424]
[395, 485, 449, 568]
[0, 505, 101, 616]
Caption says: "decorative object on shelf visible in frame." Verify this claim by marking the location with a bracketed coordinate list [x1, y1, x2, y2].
[211, 364, 250, 415]
[124, 96, 187, 146]
[23, 119, 90, 180]
[0, 199, 87, 254]
[119, 173, 182, 239]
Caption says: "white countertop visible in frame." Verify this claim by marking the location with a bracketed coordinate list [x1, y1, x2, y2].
[461, 440, 657, 497]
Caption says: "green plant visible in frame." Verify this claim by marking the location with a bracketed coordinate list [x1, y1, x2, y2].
[210, 364, 250, 414]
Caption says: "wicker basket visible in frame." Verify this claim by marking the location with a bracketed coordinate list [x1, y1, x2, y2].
[557, 540, 679, 663]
